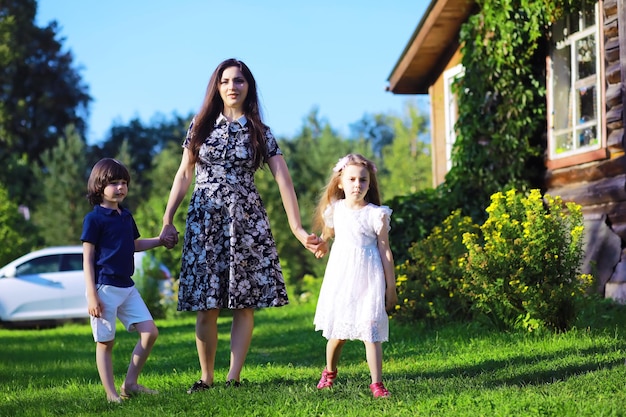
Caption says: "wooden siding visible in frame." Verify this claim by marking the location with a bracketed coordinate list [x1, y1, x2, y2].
[546, 0, 626, 293]
[546, 0, 625, 235]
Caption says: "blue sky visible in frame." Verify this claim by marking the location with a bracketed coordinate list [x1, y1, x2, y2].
[36, 0, 429, 144]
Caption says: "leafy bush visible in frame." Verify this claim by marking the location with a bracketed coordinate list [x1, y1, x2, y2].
[460, 189, 593, 331]
[387, 187, 457, 263]
[0, 185, 42, 265]
[133, 255, 177, 319]
[395, 210, 478, 324]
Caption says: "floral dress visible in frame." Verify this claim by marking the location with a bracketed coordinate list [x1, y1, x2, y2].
[177, 115, 289, 311]
[313, 200, 392, 342]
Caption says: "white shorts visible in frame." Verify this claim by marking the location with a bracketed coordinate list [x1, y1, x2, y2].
[89, 285, 153, 343]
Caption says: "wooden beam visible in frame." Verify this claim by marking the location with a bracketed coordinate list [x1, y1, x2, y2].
[619, 0, 626, 133]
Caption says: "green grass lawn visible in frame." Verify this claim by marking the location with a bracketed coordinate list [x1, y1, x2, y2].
[2, 297, 626, 416]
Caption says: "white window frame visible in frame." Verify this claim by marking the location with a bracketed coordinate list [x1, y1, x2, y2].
[443, 64, 465, 172]
[547, 2, 603, 163]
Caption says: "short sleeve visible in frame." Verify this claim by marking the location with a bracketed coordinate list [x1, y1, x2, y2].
[182, 119, 194, 148]
[323, 202, 335, 228]
[372, 205, 392, 235]
[265, 128, 283, 158]
[80, 211, 100, 244]
[130, 214, 141, 241]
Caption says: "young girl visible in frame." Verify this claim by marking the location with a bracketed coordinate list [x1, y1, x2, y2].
[312, 153, 397, 398]
[81, 158, 167, 403]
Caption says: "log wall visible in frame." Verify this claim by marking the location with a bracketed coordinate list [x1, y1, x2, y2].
[545, 0, 626, 295]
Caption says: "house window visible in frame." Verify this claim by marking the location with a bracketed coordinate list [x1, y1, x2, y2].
[548, 3, 602, 163]
[443, 64, 464, 171]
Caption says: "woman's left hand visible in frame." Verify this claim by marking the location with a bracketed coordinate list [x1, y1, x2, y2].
[298, 231, 323, 254]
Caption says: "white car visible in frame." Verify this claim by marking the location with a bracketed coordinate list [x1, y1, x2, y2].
[0, 246, 172, 326]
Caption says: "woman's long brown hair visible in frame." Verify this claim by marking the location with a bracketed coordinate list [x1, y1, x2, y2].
[187, 58, 268, 170]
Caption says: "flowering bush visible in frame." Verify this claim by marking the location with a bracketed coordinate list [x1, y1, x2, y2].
[460, 189, 593, 331]
[395, 209, 478, 323]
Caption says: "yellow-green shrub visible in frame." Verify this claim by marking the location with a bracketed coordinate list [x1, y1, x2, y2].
[395, 209, 478, 323]
[461, 189, 593, 331]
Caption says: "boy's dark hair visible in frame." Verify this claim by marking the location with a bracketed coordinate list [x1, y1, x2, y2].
[86, 158, 131, 206]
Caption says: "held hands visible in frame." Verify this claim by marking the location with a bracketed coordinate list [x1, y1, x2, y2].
[160, 224, 179, 249]
[303, 233, 330, 258]
[314, 240, 329, 259]
[298, 231, 323, 254]
[297, 232, 329, 258]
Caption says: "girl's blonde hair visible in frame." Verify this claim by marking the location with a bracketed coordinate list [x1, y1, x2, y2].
[313, 154, 381, 240]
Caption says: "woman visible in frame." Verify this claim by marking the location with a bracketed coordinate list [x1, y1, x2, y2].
[160, 58, 320, 393]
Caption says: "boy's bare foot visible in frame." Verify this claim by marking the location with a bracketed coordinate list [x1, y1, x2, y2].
[120, 383, 159, 399]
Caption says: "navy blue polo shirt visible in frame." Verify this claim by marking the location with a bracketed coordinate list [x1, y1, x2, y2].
[81, 205, 140, 287]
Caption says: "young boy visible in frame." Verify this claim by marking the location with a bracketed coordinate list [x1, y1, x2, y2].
[81, 158, 173, 403]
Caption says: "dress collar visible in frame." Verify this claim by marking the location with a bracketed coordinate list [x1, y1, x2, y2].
[216, 113, 248, 127]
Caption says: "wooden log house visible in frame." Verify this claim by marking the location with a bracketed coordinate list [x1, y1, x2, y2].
[387, 0, 626, 299]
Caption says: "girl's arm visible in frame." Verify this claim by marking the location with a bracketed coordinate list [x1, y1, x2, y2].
[377, 219, 397, 313]
[268, 154, 320, 252]
[82, 242, 102, 317]
[160, 147, 195, 245]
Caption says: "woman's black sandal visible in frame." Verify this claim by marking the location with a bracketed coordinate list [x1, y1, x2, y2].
[187, 380, 211, 394]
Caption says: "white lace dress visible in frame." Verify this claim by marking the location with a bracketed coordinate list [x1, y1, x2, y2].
[313, 200, 392, 343]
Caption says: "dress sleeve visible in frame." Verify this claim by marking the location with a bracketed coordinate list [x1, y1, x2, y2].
[372, 205, 392, 235]
[264, 127, 283, 158]
[182, 118, 194, 148]
[323, 203, 335, 228]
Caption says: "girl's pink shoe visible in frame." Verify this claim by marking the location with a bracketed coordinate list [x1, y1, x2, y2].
[316, 369, 337, 389]
[369, 382, 391, 398]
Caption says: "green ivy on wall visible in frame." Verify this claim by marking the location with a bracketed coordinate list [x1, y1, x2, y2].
[444, 0, 592, 220]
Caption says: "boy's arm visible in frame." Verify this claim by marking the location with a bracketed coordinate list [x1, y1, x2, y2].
[134, 237, 164, 252]
[83, 242, 102, 317]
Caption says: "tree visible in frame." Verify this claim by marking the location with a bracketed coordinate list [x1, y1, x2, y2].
[350, 113, 395, 158]
[254, 109, 352, 282]
[0, 184, 42, 265]
[0, 0, 91, 207]
[92, 113, 192, 205]
[133, 141, 189, 277]
[379, 103, 431, 200]
[32, 126, 90, 246]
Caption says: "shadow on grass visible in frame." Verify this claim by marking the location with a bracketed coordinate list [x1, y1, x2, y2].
[390, 344, 625, 388]
[3, 301, 625, 394]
